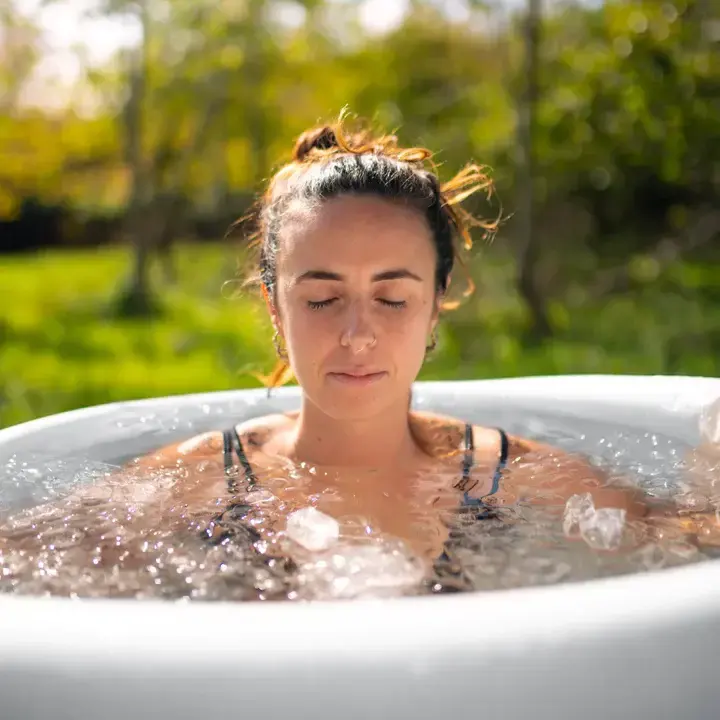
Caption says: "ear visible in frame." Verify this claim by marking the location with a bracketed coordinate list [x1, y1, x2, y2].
[261, 283, 282, 333]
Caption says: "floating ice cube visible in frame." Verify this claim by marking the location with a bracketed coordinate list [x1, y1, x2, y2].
[563, 493, 626, 550]
[579, 507, 626, 550]
[636, 542, 666, 570]
[285, 507, 339, 551]
[562, 492, 595, 536]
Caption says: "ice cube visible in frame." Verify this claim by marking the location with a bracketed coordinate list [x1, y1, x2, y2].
[636, 543, 666, 570]
[285, 507, 339, 552]
[562, 493, 595, 536]
[579, 507, 626, 551]
[563, 493, 626, 550]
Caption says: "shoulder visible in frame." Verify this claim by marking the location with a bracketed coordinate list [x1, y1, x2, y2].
[127, 430, 224, 470]
[413, 410, 559, 464]
[428, 417, 648, 515]
[483, 429, 648, 514]
[487, 431, 557, 463]
[134, 413, 296, 467]
[470, 424, 507, 460]
[411, 410, 505, 462]
[233, 413, 296, 453]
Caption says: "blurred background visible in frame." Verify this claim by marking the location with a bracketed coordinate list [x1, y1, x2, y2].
[1, 0, 718, 429]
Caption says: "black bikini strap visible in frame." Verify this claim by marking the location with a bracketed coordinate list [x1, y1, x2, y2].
[486, 427, 509, 496]
[460, 424, 508, 490]
[497, 427, 509, 468]
[222, 427, 258, 492]
[222, 429, 234, 477]
[230, 427, 258, 489]
[460, 422, 474, 482]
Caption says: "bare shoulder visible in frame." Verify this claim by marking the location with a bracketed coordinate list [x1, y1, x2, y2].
[411, 410, 505, 461]
[492, 431, 562, 461]
[233, 412, 296, 452]
[481, 426, 596, 473]
[484, 428, 650, 515]
[471, 424, 508, 459]
[413, 410, 569, 465]
[131, 430, 225, 469]
[415, 413, 649, 516]
[129, 413, 294, 468]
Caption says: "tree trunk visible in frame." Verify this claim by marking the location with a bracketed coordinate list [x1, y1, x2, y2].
[246, 0, 268, 187]
[149, 71, 230, 283]
[515, 0, 552, 341]
[116, 0, 156, 316]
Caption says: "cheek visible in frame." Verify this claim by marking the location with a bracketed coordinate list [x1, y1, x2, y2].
[385, 314, 424, 342]
[279, 302, 335, 355]
[383, 300, 435, 347]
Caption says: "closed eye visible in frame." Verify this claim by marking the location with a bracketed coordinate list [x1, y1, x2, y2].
[307, 298, 338, 310]
[308, 298, 406, 310]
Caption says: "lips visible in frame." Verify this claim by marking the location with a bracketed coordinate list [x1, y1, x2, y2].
[327, 370, 387, 386]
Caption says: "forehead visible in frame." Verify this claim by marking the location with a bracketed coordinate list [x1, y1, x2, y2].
[277, 195, 436, 276]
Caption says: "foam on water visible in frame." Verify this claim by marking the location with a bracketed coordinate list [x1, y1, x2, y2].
[1, 402, 719, 601]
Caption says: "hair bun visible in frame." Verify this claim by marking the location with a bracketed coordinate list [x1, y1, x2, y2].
[292, 126, 339, 162]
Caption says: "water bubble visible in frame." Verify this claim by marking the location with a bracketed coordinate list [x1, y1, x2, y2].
[296, 541, 425, 600]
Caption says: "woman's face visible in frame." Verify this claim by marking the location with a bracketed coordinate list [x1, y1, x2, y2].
[270, 194, 440, 420]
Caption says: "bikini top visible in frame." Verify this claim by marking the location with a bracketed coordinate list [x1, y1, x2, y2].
[220, 422, 508, 509]
[204, 423, 510, 561]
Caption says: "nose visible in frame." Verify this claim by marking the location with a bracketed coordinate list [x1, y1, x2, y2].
[339, 302, 377, 354]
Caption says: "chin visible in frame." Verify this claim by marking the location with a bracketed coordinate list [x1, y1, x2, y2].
[307, 384, 401, 421]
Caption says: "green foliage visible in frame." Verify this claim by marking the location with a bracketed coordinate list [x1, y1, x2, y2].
[3, 0, 717, 243]
[535, 0, 719, 251]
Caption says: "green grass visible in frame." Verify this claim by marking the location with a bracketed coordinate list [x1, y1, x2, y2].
[0, 243, 272, 427]
[1, 243, 718, 428]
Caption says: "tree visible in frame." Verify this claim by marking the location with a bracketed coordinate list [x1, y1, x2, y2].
[515, 0, 551, 340]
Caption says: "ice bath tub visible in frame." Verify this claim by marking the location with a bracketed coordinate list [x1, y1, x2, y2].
[1, 374, 719, 720]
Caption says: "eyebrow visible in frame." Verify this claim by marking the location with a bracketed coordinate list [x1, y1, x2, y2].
[296, 269, 423, 283]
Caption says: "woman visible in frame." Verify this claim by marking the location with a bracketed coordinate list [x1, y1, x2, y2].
[2, 119, 718, 596]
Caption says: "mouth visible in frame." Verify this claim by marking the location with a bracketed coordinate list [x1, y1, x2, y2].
[327, 370, 387, 386]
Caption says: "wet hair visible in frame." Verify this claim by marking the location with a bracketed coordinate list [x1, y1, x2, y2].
[243, 114, 499, 309]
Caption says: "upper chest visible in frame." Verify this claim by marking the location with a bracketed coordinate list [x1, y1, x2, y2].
[181, 449, 499, 558]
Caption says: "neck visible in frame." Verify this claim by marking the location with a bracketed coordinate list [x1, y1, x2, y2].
[290, 394, 418, 468]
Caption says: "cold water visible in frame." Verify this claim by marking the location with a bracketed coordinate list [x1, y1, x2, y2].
[1, 403, 718, 601]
